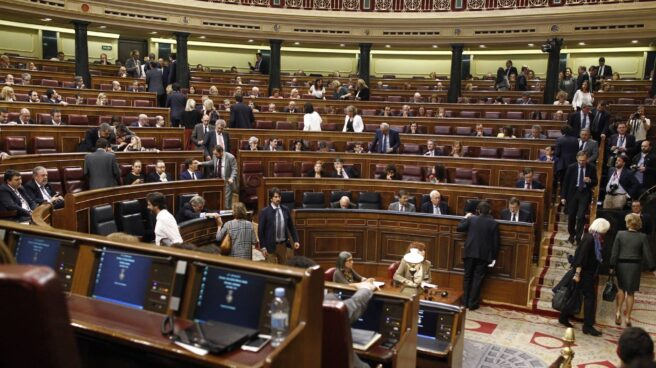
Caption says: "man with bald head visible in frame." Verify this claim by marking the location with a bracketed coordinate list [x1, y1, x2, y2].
[332, 196, 357, 209]
[421, 190, 449, 215]
[131, 114, 150, 128]
[371, 123, 401, 154]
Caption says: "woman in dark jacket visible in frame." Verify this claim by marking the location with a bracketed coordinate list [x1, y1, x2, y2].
[611, 213, 656, 327]
[333, 251, 373, 285]
[181, 98, 202, 149]
[559, 218, 610, 336]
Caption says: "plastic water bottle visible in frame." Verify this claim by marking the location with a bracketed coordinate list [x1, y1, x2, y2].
[270, 287, 289, 347]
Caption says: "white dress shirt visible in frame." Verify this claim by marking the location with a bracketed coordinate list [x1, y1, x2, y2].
[155, 209, 183, 246]
[342, 115, 364, 133]
[303, 111, 322, 131]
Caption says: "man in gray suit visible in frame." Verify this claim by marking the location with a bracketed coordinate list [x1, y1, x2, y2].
[198, 146, 238, 209]
[145, 61, 165, 107]
[125, 50, 142, 78]
[191, 115, 214, 151]
[388, 189, 416, 212]
[578, 128, 599, 165]
[84, 138, 120, 190]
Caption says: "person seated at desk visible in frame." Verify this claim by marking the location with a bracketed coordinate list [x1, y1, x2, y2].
[78, 123, 116, 152]
[393, 242, 432, 288]
[330, 158, 358, 179]
[0, 170, 38, 223]
[500, 197, 533, 223]
[388, 189, 415, 212]
[180, 159, 203, 180]
[427, 164, 447, 184]
[333, 196, 357, 209]
[176, 195, 219, 223]
[305, 160, 325, 178]
[516, 167, 544, 189]
[123, 160, 145, 185]
[333, 251, 374, 285]
[378, 164, 401, 180]
[24, 166, 64, 209]
[146, 160, 173, 183]
[421, 190, 449, 215]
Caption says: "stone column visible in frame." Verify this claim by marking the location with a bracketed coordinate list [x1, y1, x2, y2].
[358, 43, 372, 87]
[71, 20, 91, 88]
[543, 38, 563, 104]
[447, 44, 464, 103]
[174, 32, 190, 88]
[268, 39, 282, 97]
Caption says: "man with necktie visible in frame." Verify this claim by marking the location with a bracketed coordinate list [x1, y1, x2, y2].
[631, 140, 656, 191]
[515, 167, 544, 190]
[191, 115, 214, 151]
[589, 101, 610, 142]
[0, 169, 37, 223]
[198, 146, 238, 209]
[125, 50, 142, 78]
[330, 158, 359, 179]
[23, 166, 64, 209]
[388, 190, 416, 212]
[203, 120, 230, 160]
[258, 187, 300, 264]
[568, 103, 593, 136]
[420, 190, 449, 215]
[603, 154, 639, 209]
[561, 151, 598, 244]
[597, 57, 613, 79]
[578, 129, 599, 165]
[609, 122, 637, 163]
[180, 159, 203, 181]
[500, 197, 533, 222]
[371, 122, 401, 154]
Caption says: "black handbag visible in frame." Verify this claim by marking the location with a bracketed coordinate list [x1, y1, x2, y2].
[552, 284, 571, 312]
[602, 273, 618, 302]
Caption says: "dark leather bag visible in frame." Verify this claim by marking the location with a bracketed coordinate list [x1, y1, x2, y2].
[602, 273, 618, 302]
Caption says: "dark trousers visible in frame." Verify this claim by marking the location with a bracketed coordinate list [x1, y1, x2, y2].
[567, 190, 591, 242]
[462, 258, 488, 308]
[560, 272, 597, 327]
[157, 94, 166, 108]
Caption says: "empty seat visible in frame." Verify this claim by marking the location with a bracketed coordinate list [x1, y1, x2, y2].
[273, 162, 295, 177]
[401, 143, 421, 155]
[484, 111, 501, 119]
[68, 114, 89, 125]
[4, 136, 27, 155]
[324, 267, 337, 282]
[302, 192, 325, 208]
[110, 99, 127, 107]
[115, 200, 145, 238]
[281, 191, 295, 210]
[501, 148, 522, 159]
[256, 120, 274, 129]
[133, 99, 152, 107]
[33, 137, 57, 154]
[62, 81, 75, 88]
[36, 113, 52, 124]
[453, 168, 478, 185]
[364, 124, 379, 132]
[617, 98, 635, 105]
[454, 127, 472, 135]
[506, 111, 524, 119]
[100, 84, 112, 90]
[358, 192, 381, 210]
[241, 162, 263, 210]
[46, 168, 63, 195]
[323, 123, 338, 131]
[61, 166, 85, 194]
[275, 121, 293, 130]
[433, 126, 451, 135]
[90, 204, 117, 235]
[361, 109, 377, 116]
[547, 130, 562, 138]
[479, 147, 499, 158]
[162, 138, 182, 151]
[387, 96, 403, 102]
[40, 79, 59, 87]
[459, 111, 479, 118]
[140, 137, 157, 149]
[402, 165, 423, 181]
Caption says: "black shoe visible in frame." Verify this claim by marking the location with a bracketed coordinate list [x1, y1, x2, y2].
[582, 326, 602, 336]
[567, 235, 575, 244]
[558, 318, 573, 328]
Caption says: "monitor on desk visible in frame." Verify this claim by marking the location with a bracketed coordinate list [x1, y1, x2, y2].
[12, 232, 78, 292]
[417, 300, 461, 352]
[334, 290, 405, 342]
[188, 264, 295, 332]
[90, 247, 176, 313]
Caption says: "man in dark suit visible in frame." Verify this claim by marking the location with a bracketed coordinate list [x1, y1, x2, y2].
[555, 125, 580, 187]
[516, 93, 533, 105]
[504, 60, 518, 77]
[632, 140, 656, 191]
[457, 201, 499, 310]
[12, 108, 35, 125]
[388, 190, 415, 212]
[258, 187, 300, 264]
[603, 155, 640, 209]
[248, 52, 268, 74]
[608, 121, 637, 161]
[421, 190, 449, 215]
[145, 61, 166, 107]
[197, 146, 238, 209]
[264, 138, 283, 151]
[0, 169, 37, 222]
[146, 160, 173, 183]
[370, 123, 401, 154]
[191, 115, 214, 151]
[630, 200, 652, 236]
[125, 50, 142, 78]
[23, 166, 64, 209]
[79, 123, 116, 152]
[561, 151, 598, 244]
[84, 138, 120, 190]
[283, 101, 299, 113]
[130, 114, 150, 128]
[167, 53, 177, 86]
[203, 120, 230, 160]
[578, 129, 599, 165]
[500, 197, 533, 222]
[165, 83, 186, 127]
[180, 159, 203, 180]
[48, 109, 65, 126]
[568, 103, 593, 136]
[228, 94, 255, 129]
[576, 65, 592, 91]
[516, 167, 545, 190]
[330, 158, 359, 179]
[597, 57, 612, 79]
[590, 101, 610, 142]
[516, 66, 528, 91]
[331, 196, 357, 209]
[175, 195, 218, 223]
[423, 140, 444, 157]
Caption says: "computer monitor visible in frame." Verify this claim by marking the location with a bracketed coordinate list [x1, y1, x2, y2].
[418, 303, 439, 339]
[189, 264, 295, 332]
[12, 232, 78, 291]
[418, 300, 460, 342]
[334, 290, 404, 336]
[90, 247, 175, 312]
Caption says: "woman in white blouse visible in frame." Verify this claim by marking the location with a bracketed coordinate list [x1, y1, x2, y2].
[303, 102, 322, 131]
[308, 78, 326, 99]
[342, 105, 364, 133]
[572, 80, 594, 111]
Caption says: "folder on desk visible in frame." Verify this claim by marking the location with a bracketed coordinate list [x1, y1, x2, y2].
[351, 328, 381, 351]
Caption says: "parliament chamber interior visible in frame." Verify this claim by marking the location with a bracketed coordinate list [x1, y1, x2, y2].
[0, 0, 656, 366]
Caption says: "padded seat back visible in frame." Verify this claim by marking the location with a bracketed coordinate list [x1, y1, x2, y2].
[321, 300, 354, 368]
[402, 165, 423, 181]
[110, 99, 127, 107]
[273, 162, 295, 177]
[387, 96, 403, 102]
[140, 137, 156, 149]
[33, 137, 57, 154]
[484, 111, 501, 119]
[4, 136, 27, 155]
[324, 267, 337, 282]
[0, 265, 81, 368]
[401, 143, 421, 155]
[453, 168, 478, 185]
[364, 124, 379, 132]
[115, 200, 146, 237]
[479, 147, 499, 158]
[281, 191, 296, 210]
[433, 126, 451, 135]
[162, 138, 182, 151]
[61, 166, 85, 193]
[275, 121, 293, 130]
[256, 120, 273, 129]
[133, 99, 152, 107]
[459, 111, 479, 118]
[37, 113, 51, 124]
[68, 114, 89, 126]
[358, 192, 381, 209]
[387, 261, 400, 281]
[454, 127, 472, 135]
[90, 204, 118, 235]
[464, 198, 482, 214]
[501, 147, 522, 159]
[302, 192, 325, 208]
[46, 168, 63, 194]
[40, 79, 59, 87]
[506, 111, 524, 119]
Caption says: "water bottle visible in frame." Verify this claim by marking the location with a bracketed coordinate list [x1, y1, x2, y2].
[270, 287, 289, 347]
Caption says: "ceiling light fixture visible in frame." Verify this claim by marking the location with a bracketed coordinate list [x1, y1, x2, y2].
[340, 43, 345, 47]
[99, 25, 107, 29]
[631, 40, 638, 44]
[248, 39, 254, 43]
[150, 31, 157, 35]
[527, 43, 534, 47]
[578, 42, 586, 46]
[479, 44, 486, 48]
[41, 18, 52, 22]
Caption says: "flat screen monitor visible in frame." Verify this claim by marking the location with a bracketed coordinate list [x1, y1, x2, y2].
[193, 265, 267, 329]
[14, 233, 62, 267]
[418, 304, 440, 339]
[91, 248, 156, 310]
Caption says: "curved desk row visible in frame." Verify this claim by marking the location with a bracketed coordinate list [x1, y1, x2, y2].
[9, 84, 158, 106]
[0, 102, 171, 124]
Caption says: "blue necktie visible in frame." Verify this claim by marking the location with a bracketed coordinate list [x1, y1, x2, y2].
[578, 166, 584, 190]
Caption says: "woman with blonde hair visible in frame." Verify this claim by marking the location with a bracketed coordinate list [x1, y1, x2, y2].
[289, 88, 300, 99]
[342, 105, 363, 132]
[123, 136, 144, 152]
[216, 202, 257, 260]
[208, 85, 219, 96]
[553, 91, 570, 106]
[450, 141, 464, 157]
[611, 213, 656, 327]
[0, 86, 15, 102]
[182, 98, 201, 149]
[355, 79, 370, 101]
[202, 98, 220, 125]
[123, 159, 145, 184]
[96, 92, 108, 106]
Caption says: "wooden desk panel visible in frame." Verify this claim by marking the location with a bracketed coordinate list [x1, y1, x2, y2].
[9, 85, 157, 105]
[0, 102, 170, 123]
[0, 126, 184, 153]
[298, 209, 534, 306]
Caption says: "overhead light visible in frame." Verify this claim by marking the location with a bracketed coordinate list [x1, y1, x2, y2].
[199, 35, 206, 39]
[294, 41, 300, 45]
[41, 18, 52, 21]
[578, 41, 586, 46]
[527, 43, 534, 47]
[432, 45, 438, 48]
[385, 44, 391, 48]
[479, 44, 486, 48]
[150, 31, 157, 35]
[339, 43, 345, 47]
[248, 39, 254, 43]
[99, 25, 107, 29]
[631, 40, 638, 44]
